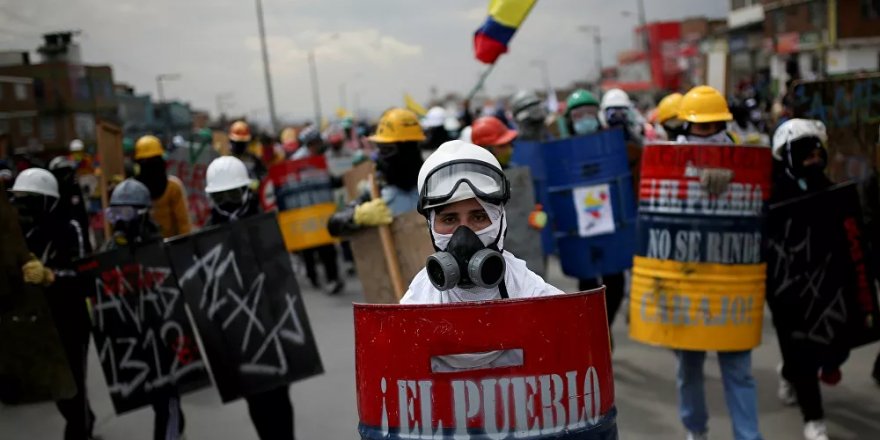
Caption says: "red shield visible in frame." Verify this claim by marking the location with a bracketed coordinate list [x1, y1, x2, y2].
[354, 290, 617, 439]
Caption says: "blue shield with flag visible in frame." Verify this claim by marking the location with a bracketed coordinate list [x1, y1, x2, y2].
[541, 129, 638, 279]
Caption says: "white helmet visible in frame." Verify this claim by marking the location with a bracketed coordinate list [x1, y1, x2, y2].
[417, 140, 508, 213]
[205, 156, 251, 193]
[423, 106, 447, 128]
[772, 118, 827, 160]
[600, 88, 632, 111]
[69, 139, 84, 152]
[11, 168, 60, 198]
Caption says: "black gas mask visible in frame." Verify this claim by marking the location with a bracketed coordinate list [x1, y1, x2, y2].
[211, 187, 251, 220]
[11, 193, 56, 231]
[426, 224, 506, 291]
[106, 205, 149, 245]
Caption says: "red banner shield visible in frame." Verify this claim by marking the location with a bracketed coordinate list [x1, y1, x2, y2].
[354, 290, 617, 439]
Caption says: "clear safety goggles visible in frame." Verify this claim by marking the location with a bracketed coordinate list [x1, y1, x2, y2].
[419, 160, 509, 213]
[105, 206, 148, 224]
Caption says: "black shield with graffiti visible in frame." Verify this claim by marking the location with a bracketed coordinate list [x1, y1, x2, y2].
[166, 213, 323, 402]
[766, 183, 880, 350]
[78, 242, 210, 414]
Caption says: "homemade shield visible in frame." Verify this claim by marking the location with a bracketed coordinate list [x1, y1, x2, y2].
[349, 210, 434, 304]
[166, 139, 219, 228]
[77, 242, 210, 414]
[767, 183, 880, 349]
[0, 191, 76, 404]
[354, 290, 618, 439]
[167, 213, 323, 402]
[630, 142, 772, 351]
[269, 156, 338, 252]
[503, 167, 545, 276]
[542, 130, 637, 279]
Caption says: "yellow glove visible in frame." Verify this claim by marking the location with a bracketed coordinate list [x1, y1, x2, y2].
[354, 198, 393, 226]
[22, 258, 55, 286]
[528, 204, 548, 230]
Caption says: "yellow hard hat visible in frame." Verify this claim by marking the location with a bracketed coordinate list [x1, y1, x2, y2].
[656, 93, 683, 124]
[369, 108, 426, 143]
[134, 135, 164, 160]
[678, 86, 733, 123]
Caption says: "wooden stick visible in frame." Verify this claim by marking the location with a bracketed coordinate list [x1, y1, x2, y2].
[369, 172, 406, 300]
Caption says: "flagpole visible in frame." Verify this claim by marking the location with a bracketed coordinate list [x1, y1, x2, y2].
[466, 63, 496, 102]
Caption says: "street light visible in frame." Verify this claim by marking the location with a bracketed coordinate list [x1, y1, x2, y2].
[155, 73, 181, 102]
[254, 0, 279, 134]
[307, 32, 340, 126]
[578, 25, 603, 83]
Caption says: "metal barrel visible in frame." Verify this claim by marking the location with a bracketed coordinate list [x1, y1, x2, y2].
[629, 142, 772, 351]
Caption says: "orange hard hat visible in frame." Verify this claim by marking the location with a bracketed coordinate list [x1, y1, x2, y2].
[229, 120, 252, 142]
[471, 116, 517, 147]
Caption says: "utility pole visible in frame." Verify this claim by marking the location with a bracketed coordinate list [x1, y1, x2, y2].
[308, 50, 322, 126]
[339, 82, 347, 112]
[636, 0, 651, 84]
[578, 26, 603, 83]
[155, 73, 180, 103]
[254, 0, 278, 133]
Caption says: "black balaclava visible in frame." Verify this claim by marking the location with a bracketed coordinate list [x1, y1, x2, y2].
[376, 141, 423, 191]
[786, 137, 828, 185]
[12, 194, 56, 235]
[136, 156, 168, 199]
[230, 140, 249, 156]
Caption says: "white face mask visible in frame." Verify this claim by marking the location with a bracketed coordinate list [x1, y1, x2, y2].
[430, 198, 506, 251]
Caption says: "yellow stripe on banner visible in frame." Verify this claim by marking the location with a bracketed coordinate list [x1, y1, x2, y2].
[629, 256, 766, 351]
[488, 0, 537, 28]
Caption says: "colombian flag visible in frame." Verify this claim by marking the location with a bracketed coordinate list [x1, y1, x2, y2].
[473, 0, 537, 64]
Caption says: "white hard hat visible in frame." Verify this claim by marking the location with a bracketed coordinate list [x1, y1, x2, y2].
[205, 156, 251, 193]
[772, 118, 827, 160]
[417, 140, 507, 212]
[458, 126, 472, 143]
[443, 116, 461, 132]
[423, 106, 447, 128]
[600, 88, 632, 110]
[11, 168, 60, 198]
[69, 139, 84, 152]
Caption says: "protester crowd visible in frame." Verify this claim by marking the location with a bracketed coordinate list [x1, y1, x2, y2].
[3, 80, 880, 440]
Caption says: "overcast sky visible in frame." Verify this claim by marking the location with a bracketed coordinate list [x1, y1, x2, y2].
[0, 0, 726, 124]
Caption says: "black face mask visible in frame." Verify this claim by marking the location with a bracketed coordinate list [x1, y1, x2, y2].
[136, 156, 168, 199]
[12, 194, 55, 232]
[231, 141, 249, 156]
[426, 225, 506, 291]
[376, 142, 423, 191]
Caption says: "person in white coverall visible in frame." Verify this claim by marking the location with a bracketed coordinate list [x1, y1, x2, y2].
[400, 140, 564, 371]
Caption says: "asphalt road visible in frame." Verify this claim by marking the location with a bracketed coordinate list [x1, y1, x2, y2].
[2, 256, 879, 440]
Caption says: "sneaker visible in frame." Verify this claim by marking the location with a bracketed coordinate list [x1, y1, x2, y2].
[686, 432, 708, 440]
[777, 363, 797, 406]
[325, 279, 345, 295]
[803, 420, 829, 440]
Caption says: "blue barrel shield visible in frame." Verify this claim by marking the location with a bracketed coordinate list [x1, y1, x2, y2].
[541, 129, 637, 279]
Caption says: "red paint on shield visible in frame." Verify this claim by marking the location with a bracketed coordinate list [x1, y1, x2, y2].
[353, 290, 615, 437]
